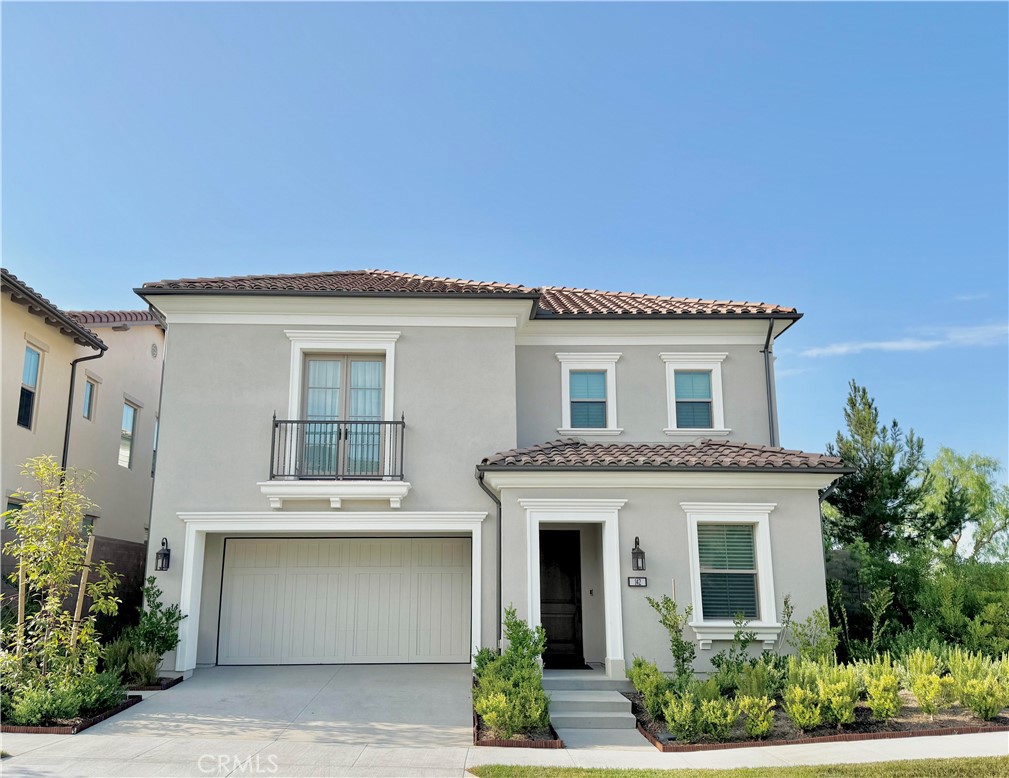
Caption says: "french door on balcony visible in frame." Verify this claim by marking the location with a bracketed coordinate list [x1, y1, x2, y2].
[302, 355, 384, 478]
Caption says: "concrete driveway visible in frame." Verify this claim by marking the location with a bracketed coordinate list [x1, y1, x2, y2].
[108, 665, 473, 745]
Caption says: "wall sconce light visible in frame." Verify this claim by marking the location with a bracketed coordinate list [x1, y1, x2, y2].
[155, 537, 171, 571]
[631, 536, 645, 571]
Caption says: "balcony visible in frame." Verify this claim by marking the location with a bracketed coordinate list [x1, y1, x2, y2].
[259, 417, 411, 509]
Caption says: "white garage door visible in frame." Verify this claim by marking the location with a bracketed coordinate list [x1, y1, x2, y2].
[218, 538, 471, 664]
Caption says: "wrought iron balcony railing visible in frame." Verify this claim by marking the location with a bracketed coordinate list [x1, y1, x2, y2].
[270, 417, 405, 481]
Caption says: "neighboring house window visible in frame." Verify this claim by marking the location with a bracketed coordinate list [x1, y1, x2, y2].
[151, 417, 159, 477]
[556, 353, 622, 435]
[18, 346, 41, 429]
[83, 379, 97, 420]
[696, 524, 758, 619]
[119, 402, 138, 468]
[682, 502, 779, 648]
[660, 353, 729, 436]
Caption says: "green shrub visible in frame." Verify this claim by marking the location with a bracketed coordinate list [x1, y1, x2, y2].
[865, 673, 902, 721]
[962, 677, 1009, 721]
[782, 685, 822, 731]
[661, 691, 700, 742]
[738, 695, 776, 738]
[946, 647, 987, 702]
[737, 661, 769, 698]
[134, 576, 186, 662]
[785, 656, 820, 693]
[102, 634, 136, 680]
[473, 647, 498, 679]
[127, 651, 160, 687]
[900, 647, 943, 685]
[75, 672, 126, 717]
[689, 677, 722, 702]
[626, 657, 670, 720]
[710, 615, 757, 696]
[698, 697, 738, 741]
[788, 607, 839, 663]
[646, 595, 695, 683]
[911, 673, 942, 717]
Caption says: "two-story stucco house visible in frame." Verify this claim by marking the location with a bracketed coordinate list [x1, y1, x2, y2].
[2, 268, 165, 608]
[136, 269, 847, 680]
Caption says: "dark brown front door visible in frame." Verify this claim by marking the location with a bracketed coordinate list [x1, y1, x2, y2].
[539, 530, 585, 669]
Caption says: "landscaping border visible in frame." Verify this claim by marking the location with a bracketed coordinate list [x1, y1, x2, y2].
[635, 720, 1009, 753]
[130, 676, 184, 692]
[1, 695, 143, 735]
[472, 712, 566, 749]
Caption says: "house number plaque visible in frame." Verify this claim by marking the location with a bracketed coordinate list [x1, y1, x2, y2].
[627, 576, 648, 587]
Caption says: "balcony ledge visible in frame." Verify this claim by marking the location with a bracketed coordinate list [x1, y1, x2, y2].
[257, 480, 412, 510]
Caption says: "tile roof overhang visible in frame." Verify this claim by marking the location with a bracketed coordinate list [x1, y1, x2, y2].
[2, 269, 106, 350]
[67, 310, 163, 328]
[478, 438, 851, 474]
[135, 269, 801, 321]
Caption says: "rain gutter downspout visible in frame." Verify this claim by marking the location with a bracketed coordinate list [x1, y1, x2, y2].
[477, 469, 503, 651]
[761, 318, 778, 447]
[62, 349, 107, 469]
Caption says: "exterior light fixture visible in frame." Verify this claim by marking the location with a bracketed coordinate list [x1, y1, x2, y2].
[631, 536, 645, 571]
[155, 537, 171, 571]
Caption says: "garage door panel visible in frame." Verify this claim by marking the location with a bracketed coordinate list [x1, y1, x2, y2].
[220, 538, 469, 665]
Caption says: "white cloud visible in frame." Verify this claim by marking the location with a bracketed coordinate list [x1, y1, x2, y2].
[953, 293, 989, 302]
[775, 367, 811, 378]
[800, 323, 1008, 358]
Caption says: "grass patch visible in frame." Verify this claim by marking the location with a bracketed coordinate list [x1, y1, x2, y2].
[470, 755, 1009, 778]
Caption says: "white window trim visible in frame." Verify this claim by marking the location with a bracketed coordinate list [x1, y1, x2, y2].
[660, 353, 730, 437]
[520, 498, 627, 678]
[681, 501, 780, 650]
[556, 353, 622, 436]
[285, 330, 399, 421]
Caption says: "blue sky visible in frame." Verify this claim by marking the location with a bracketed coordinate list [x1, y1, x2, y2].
[3, 3, 1007, 466]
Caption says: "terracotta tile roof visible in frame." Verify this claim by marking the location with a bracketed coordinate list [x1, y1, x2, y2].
[538, 287, 796, 317]
[137, 269, 799, 318]
[2, 268, 106, 350]
[67, 310, 162, 327]
[479, 438, 849, 472]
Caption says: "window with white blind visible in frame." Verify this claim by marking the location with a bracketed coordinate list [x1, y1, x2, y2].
[119, 402, 138, 468]
[682, 502, 780, 648]
[18, 346, 41, 429]
[556, 353, 622, 435]
[697, 524, 759, 619]
[660, 353, 729, 436]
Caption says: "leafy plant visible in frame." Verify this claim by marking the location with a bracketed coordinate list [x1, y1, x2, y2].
[127, 651, 160, 687]
[782, 685, 821, 731]
[788, 607, 839, 663]
[134, 576, 186, 663]
[946, 647, 987, 702]
[962, 677, 1009, 721]
[738, 695, 776, 738]
[688, 677, 722, 702]
[910, 673, 942, 717]
[816, 664, 859, 727]
[698, 697, 738, 741]
[865, 673, 901, 721]
[626, 657, 670, 720]
[102, 634, 136, 680]
[661, 691, 699, 742]
[645, 595, 695, 683]
[473, 647, 498, 679]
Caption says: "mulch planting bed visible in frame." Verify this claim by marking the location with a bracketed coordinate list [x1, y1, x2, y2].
[1, 694, 143, 735]
[473, 712, 565, 748]
[626, 690, 1009, 753]
[129, 676, 184, 692]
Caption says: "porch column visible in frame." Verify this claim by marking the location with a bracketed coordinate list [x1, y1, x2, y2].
[176, 523, 206, 673]
[601, 515, 625, 677]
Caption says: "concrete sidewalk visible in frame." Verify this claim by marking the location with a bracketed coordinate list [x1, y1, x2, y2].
[1, 730, 1005, 777]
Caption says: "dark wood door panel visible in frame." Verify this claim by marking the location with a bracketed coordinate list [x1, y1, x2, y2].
[539, 530, 585, 668]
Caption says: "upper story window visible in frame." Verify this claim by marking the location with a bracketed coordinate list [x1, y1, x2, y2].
[83, 379, 97, 420]
[119, 402, 138, 468]
[660, 353, 729, 437]
[304, 355, 384, 421]
[556, 353, 622, 436]
[696, 523, 758, 619]
[18, 346, 41, 429]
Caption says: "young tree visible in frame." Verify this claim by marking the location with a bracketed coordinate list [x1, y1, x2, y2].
[1, 456, 120, 688]
[925, 447, 1009, 561]
[824, 381, 938, 554]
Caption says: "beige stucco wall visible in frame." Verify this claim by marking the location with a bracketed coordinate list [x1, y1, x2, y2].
[147, 321, 518, 666]
[2, 305, 162, 543]
[515, 343, 776, 447]
[499, 484, 828, 674]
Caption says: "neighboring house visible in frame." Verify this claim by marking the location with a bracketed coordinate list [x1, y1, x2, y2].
[136, 269, 848, 677]
[2, 268, 164, 610]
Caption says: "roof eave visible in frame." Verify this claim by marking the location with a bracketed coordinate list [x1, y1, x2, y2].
[134, 287, 541, 301]
[3, 271, 107, 351]
[531, 311, 804, 321]
[476, 464, 853, 475]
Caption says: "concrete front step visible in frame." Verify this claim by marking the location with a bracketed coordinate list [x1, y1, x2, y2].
[548, 690, 631, 713]
[550, 711, 638, 729]
[542, 673, 633, 693]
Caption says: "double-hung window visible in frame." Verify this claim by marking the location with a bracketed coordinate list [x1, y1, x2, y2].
[119, 402, 138, 468]
[18, 346, 41, 429]
[556, 353, 622, 435]
[83, 379, 97, 420]
[660, 353, 728, 436]
[697, 524, 759, 619]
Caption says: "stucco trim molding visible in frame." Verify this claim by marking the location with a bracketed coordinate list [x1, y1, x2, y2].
[518, 498, 627, 677]
[680, 501, 781, 650]
[556, 352, 622, 435]
[660, 352, 728, 436]
[257, 480, 412, 509]
[172, 510, 487, 673]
